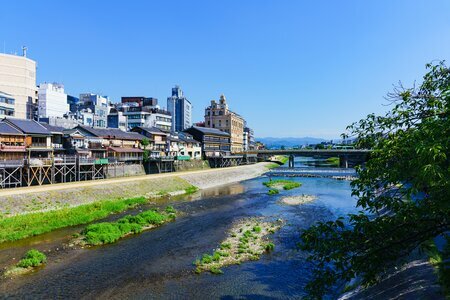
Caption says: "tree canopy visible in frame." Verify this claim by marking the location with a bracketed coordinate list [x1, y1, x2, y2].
[299, 62, 450, 298]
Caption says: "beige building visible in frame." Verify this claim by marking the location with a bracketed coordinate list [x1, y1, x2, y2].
[0, 52, 37, 119]
[204, 94, 244, 153]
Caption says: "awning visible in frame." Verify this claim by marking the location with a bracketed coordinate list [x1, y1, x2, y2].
[108, 147, 144, 153]
[75, 149, 91, 154]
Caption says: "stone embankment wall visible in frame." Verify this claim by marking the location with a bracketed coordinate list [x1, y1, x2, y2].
[106, 164, 146, 178]
[0, 163, 271, 216]
[174, 160, 210, 172]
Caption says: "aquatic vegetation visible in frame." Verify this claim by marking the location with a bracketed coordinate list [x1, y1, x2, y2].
[263, 179, 301, 190]
[82, 206, 176, 246]
[194, 218, 282, 274]
[268, 189, 279, 195]
[185, 186, 199, 194]
[4, 249, 47, 277]
[17, 249, 47, 268]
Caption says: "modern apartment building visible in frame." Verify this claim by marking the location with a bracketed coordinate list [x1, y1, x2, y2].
[204, 94, 244, 153]
[79, 93, 109, 128]
[167, 86, 192, 132]
[0, 92, 15, 118]
[0, 52, 37, 119]
[38, 83, 69, 118]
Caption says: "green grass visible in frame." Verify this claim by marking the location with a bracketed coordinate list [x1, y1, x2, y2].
[83, 206, 175, 245]
[265, 242, 275, 252]
[0, 196, 149, 243]
[17, 249, 47, 268]
[263, 179, 302, 190]
[268, 189, 279, 195]
[326, 157, 340, 167]
[185, 185, 199, 194]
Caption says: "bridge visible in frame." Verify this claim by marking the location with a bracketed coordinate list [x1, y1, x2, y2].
[240, 149, 371, 168]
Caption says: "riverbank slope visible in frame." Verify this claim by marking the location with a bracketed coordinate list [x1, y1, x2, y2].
[0, 162, 272, 216]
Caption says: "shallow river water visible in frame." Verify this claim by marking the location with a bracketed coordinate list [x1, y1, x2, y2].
[0, 161, 358, 299]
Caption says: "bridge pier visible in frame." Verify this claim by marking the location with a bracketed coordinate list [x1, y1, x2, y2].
[288, 155, 295, 168]
[339, 155, 349, 168]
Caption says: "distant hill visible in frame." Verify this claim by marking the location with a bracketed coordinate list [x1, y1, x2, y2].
[256, 137, 329, 148]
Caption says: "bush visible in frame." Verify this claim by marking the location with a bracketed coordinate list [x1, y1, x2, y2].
[17, 249, 47, 268]
[268, 189, 279, 195]
[165, 206, 176, 214]
[84, 223, 123, 245]
[253, 226, 262, 233]
[265, 242, 275, 252]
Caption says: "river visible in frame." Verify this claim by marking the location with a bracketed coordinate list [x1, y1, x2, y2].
[0, 158, 358, 299]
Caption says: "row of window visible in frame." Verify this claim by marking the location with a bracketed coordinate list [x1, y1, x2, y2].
[0, 96, 15, 105]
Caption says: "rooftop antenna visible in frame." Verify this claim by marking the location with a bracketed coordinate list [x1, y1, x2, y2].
[22, 46, 27, 57]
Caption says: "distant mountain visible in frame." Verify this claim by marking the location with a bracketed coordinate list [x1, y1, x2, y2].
[256, 137, 329, 148]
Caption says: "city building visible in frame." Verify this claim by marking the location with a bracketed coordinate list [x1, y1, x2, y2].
[204, 94, 244, 153]
[0, 121, 26, 160]
[243, 127, 255, 151]
[143, 108, 172, 131]
[107, 107, 127, 131]
[167, 85, 192, 132]
[67, 95, 80, 114]
[184, 126, 231, 158]
[121, 97, 158, 108]
[78, 93, 110, 128]
[0, 92, 15, 118]
[75, 125, 146, 162]
[0, 52, 37, 119]
[131, 126, 168, 158]
[38, 83, 69, 119]
[2, 118, 53, 158]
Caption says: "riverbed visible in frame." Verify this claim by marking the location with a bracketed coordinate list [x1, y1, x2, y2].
[0, 165, 358, 298]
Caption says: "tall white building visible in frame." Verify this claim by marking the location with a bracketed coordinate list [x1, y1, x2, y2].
[38, 83, 69, 118]
[0, 52, 37, 119]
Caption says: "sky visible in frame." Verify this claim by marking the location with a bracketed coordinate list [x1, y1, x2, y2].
[1, 0, 449, 139]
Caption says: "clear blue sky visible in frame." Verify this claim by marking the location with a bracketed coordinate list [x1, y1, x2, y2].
[2, 1, 449, 138]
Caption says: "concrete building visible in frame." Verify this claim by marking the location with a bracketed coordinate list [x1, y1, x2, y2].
[0, 92, 15, 118]
[167, 86, 192, 132]
[184, 126, 231, 158]
[38, 83, 69, 119]
[107, 107, 127, 131]
[121, 97, 158, 108]
[204, 94, 244, 153]
[143, 109, 172, 132]
[79, 93, 109, 128]
[243, 126, 255, 151]
[0, 52, 37, 119]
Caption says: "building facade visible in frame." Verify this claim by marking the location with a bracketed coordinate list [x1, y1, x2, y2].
[38, 83, 69, 118]
[204, 94, 244, 153]
[0, 92, 15, 118]
[0, 53, 37, 119]
[167, 86, 192, 132]
[79, 93, 109, 128]
[184, 126, 231, 158]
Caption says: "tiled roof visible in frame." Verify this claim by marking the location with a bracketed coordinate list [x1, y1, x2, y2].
[77, 125, 146, 140]
[4, 118, 51, 135]
[39, 122, 65, 134]
[188, 126, 230, 137]
[0, 121, 24, 135]
[136, 126, 168, 136]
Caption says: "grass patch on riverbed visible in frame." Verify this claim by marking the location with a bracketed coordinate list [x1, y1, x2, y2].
[82, 206, 176, 245]
[263, 179, 301, 190]
[4, 249, 47, 277]
[0, 196, 150, 243]
[194, 218, 282, 274]
[268, 189, 279, 195]
[326, 157, 340, 167]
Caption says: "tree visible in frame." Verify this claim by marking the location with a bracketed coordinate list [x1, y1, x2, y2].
[141, 138, 150, 162]
[299, 62, 450, 298]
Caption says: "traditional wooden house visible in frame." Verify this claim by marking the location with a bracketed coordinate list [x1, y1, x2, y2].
[0, 121, 26, 160]
[75, 126, 146, 163]
[2, 118, 53, 159]
[184, 126, 231, 158]
[131, 126, 168, 158]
